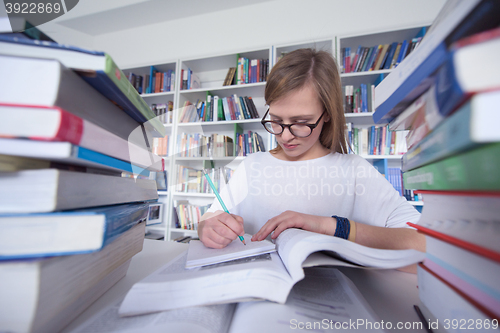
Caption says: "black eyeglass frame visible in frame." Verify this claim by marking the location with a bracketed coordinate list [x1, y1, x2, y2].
[260, 108, 327, 138]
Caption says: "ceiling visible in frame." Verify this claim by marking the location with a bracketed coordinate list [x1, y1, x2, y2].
[51, 0, 275, 36]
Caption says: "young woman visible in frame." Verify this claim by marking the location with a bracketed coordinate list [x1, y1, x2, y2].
[197, 49, 424, 268]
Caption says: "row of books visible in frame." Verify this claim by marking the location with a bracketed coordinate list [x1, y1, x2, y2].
[151, 101, 174, 124]
[235, 131, 266, 157]
[180, 67, 200, 90]
[177, 133, 234, 158]
[373, 3, 500, 329]
[341, 32, 424, 73]
[346, 123, 408, 156]
[153, 135, 170, 157]
[128, 67, 176, 95]
[0, 28, 164, 332]
[179, 94, 259, 123]
[343, 83, 375, 113]
[175, 166, 234, 194]
[173, 201, 209, 230]
[236, 57, 269, 85]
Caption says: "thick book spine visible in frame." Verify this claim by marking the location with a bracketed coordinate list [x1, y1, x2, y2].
[403, 142, 500, 191]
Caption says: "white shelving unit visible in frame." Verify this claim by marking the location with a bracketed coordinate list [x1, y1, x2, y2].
[123, 27, 430, 240]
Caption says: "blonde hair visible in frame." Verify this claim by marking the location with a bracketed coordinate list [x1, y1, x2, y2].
[265, 48, 348, 154]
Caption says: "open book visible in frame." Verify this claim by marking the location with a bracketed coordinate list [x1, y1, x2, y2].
[70, 267, 385, 333]
[119, 228, 425, 316]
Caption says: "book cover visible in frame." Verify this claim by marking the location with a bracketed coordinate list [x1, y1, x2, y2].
[0, 202, 149, 259]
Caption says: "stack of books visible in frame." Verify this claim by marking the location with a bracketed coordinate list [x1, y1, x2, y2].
[0, 27, 166, 333]
[374, 0, 500, 329]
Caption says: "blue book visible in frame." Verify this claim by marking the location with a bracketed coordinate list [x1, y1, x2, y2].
[402, 90, 500, 172]
[383, 42, 398, 70]
[0, 35, 165, 137]
[374, 0, 500, 124]
[0, 202, 150, 260]
[0, 138, 153, 176]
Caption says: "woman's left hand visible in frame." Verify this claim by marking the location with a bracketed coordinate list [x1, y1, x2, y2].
[251, 210, 336, 241]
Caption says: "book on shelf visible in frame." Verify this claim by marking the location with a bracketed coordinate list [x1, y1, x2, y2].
[0, 139, 157, 176]
[346, 124, 407, 156]
[0, 168, 158, 213]
[223, 67, 237, 86]
[151, 101, 173, 124]
[66, 267, 386, 333]
[118, 228, 425, 315]
[173, 200, 209, 230]
[0, 221, 145, 333]
[0, 54, 152, 145]
[153, 135, 170, 157]
[374, 0, 500, 124]
[176, 166, 234, 194]
[402, 90, 500, 172]
[176, 133, 234, 158]
[0, 104, 164, 172]
[0, 35, 165, 137]
[388, 26, 500, 150]
[342, 84, 374, 113]
[0, 201, 149, 260]
[152, 170, 168, 191]
[402, 142, 500, 191]
[235, 131, 266, 156]
[185, 234, 276, 269]
[236, 57, 268, 85]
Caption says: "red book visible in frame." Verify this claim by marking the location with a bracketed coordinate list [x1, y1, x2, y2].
[0, 103, 163, 171]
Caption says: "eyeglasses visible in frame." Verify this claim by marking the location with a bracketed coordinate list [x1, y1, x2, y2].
[261, 108, 326, 138]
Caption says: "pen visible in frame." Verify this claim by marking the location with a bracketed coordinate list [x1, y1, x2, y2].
[414, 305, 433, 333]
[202, 169, 246, 245]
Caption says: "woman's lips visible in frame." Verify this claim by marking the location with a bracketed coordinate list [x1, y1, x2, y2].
[282, 143, 298, 149]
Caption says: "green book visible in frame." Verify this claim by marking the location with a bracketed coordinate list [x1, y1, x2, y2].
[403, 143, 500, 191]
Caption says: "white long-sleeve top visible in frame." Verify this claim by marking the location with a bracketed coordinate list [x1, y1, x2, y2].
[207, 152, 420, 236]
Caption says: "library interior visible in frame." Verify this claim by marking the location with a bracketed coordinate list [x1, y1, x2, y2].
[1, 0, 499, 332]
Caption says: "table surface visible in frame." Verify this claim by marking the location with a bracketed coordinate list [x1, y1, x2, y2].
[62, 239, 427, 332]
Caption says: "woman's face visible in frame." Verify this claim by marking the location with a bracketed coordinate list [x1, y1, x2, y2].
[269, 84, 329, 161]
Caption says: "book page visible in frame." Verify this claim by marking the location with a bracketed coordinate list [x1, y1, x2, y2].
[275, 229, 425, 284]
[69, 297, 236, 333]
[228, 267, 384, 333]
[185, 234, 276, 268]
[118, 250, 294, 316]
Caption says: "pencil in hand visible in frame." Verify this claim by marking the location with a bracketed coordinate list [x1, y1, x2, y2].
[202, 169, 246, 245]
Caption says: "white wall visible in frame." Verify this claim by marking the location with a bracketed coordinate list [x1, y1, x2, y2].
[50, 0, 448, 68]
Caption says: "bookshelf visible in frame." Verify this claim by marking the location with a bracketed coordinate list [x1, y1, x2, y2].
[123, 60, 178, 241]
[123, 27, 430, 240]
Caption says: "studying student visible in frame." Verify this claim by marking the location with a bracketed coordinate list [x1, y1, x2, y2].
[198, 49, 425, 270]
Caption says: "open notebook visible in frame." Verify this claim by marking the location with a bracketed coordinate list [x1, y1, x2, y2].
[185, 234, 276, 268]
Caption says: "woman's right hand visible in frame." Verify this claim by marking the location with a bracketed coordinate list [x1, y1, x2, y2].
[198, 210, 245, 249]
